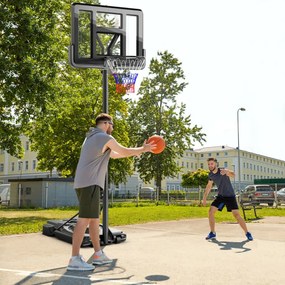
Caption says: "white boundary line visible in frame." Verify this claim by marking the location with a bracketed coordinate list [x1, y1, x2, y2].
[0, 268, 152, 284]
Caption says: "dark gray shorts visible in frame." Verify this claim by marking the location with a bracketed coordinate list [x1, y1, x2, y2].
[75, 185, 102, 218]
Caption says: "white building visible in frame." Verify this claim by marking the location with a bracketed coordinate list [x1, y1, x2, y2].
[1, 136, 284, 196]
[166, 146, 285, 191]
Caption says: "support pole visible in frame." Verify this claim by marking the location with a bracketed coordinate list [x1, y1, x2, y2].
[102, 69, 109, 245]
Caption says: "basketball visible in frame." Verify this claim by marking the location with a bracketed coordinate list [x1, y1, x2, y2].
[147, 135, 166, 154]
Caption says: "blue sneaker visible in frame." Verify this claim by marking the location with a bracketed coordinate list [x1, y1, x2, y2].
[246, 232, 253, 241]
[205, 232, 216, 240]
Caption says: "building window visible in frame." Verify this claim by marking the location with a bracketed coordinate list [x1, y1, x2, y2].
[18, 161, 23, 171]
[11, 162, 15, 172]
[200, 163, 203, 169]
[33, 160, 36, 170]
[25, 141, 29, 151]
[26, 187, 31, 195]
[224, 161, 228, 168]
[216, 153, 219, 156]
[0, 163, 4, 172]
[225, 152, 228, 156]
[201, 154, 204, 157]
[208, 153, 211, 156]
[25, 161, 29, 170]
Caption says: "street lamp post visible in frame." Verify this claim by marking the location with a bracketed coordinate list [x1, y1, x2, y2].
[18, 160, 23, 208]
[237, 107, 246, 202]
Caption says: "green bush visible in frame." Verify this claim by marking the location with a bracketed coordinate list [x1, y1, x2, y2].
[160, 190, 186, 200]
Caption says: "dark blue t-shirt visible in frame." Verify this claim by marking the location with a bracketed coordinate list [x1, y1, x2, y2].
[208, 168, 235, 197]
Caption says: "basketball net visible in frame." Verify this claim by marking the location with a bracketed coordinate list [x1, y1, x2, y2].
[106, 57, 146, 94]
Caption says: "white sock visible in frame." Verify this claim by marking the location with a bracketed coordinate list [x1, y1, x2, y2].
[95, 250, 102, 256]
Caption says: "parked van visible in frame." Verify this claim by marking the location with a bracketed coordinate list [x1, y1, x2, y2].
[139, 187, 156, 200]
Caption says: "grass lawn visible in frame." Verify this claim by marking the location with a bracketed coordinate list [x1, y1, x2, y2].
[1, 204, 285, 235]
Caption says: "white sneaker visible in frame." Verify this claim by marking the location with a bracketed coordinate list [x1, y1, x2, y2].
[92, 252, 113, 265]
[67, 255, 95, 271]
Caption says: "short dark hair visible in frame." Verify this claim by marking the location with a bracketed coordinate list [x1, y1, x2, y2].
[95, 113, 113, 125]
[207, 157, 217, 163]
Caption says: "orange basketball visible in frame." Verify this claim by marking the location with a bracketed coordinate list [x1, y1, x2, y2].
[147, 135, 166, 154]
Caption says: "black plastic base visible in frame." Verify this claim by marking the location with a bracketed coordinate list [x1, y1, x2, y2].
[42, 218, 127, 247]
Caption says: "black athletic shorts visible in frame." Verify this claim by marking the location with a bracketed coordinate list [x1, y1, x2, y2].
[211, 195, 239, 212]
[75, 185, 102, 218]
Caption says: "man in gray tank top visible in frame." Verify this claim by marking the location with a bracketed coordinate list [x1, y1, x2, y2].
[68, 113, 156, 271]
[202, 158, 253, 241]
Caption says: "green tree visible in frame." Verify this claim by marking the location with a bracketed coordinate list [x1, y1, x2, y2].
[181, 168, 209, 189]
[128, 51, 206, 195]
[0, 0, 100, 156]
[181, 168, 209, 203]
[0, 0, 66, 156]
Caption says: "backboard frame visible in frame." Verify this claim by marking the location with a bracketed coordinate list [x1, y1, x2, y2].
[69, 3, 145, 69]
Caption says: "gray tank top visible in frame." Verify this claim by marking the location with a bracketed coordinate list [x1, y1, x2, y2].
[74, 128, 112, 189]
[208, 168, 235, 197]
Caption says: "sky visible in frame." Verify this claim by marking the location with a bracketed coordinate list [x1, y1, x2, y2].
[101, 0, 285, 161]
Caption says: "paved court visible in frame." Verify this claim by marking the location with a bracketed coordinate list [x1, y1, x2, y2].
[0, 217, 285, 285]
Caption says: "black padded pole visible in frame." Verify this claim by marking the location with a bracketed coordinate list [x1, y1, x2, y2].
[102, 69, 109, 245]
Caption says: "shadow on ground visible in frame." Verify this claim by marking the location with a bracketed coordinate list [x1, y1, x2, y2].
[209, 239, 251, 253]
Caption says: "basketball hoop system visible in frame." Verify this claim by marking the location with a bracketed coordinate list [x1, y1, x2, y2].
[106, 57, 146, 94]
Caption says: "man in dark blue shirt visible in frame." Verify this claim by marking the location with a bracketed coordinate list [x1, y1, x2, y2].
[202, 157, 253, 241]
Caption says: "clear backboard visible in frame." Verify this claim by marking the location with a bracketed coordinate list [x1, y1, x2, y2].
[69, 3, 145, 69]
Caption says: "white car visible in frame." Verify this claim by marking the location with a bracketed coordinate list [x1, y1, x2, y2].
[277, 188, 285, 204]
